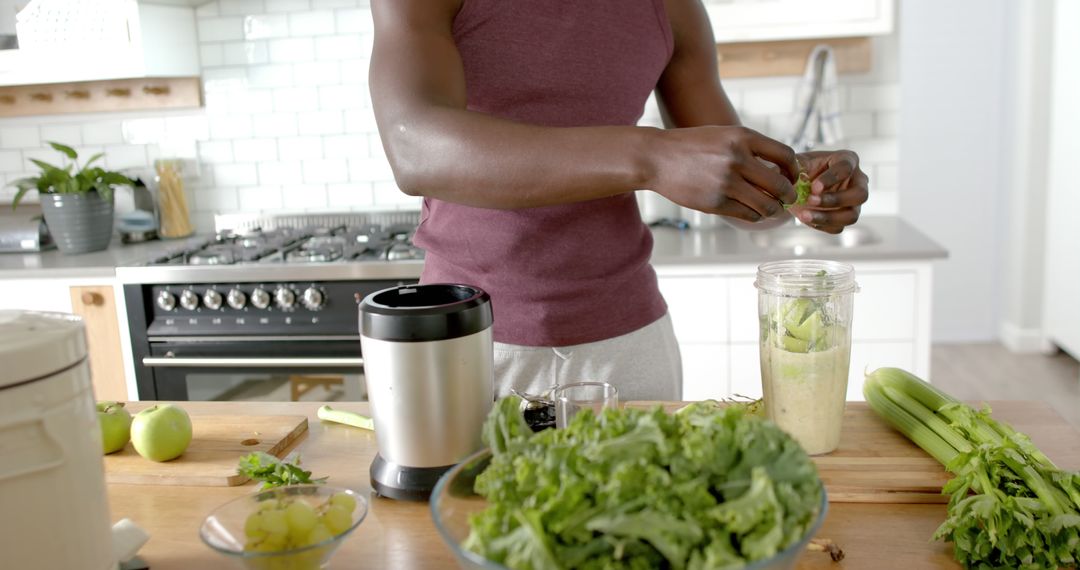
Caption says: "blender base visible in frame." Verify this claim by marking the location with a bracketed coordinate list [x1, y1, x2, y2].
[370, 453, 455, 501]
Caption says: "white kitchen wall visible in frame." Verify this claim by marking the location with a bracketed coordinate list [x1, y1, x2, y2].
[0, 0, 901, 232]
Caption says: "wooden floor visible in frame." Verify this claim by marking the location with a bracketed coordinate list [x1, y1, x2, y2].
[931, 343, 1080, 429]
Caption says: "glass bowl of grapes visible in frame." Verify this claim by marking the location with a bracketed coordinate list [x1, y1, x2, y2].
[199, 485, 367, 570]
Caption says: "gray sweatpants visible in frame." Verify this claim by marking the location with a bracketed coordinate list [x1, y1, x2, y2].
[493, 313, 682, 401]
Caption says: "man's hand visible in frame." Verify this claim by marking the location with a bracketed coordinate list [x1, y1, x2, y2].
[651, 125, 801, 222]
[790, 150, 869, 234]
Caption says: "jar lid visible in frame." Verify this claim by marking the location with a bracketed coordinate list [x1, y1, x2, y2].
[0, 311, 87, 390]
[360, 284, 493, 342]
[755, 259, 858, 297]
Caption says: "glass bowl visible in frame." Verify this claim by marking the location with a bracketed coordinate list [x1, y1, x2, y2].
[200, 485, 368, 570]
[431, 449, 828, 570]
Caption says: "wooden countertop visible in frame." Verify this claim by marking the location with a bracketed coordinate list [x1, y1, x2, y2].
[107, 401, 1080, 569]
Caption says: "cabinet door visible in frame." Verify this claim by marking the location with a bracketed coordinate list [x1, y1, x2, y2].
[729, 343, 764, 399]
[69, 286, 128, 401]
[848, 342, 915, 401]
[728, 276, 759, 343]
[680, 344, 729, 401]
[0, 280, 73, 313]
[658, 276, 728, 343]
[851, 272, 916, 340]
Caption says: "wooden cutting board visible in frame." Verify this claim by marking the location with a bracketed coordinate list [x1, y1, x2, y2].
[104, 414, 309, 486]
[626, 401, 951, 504]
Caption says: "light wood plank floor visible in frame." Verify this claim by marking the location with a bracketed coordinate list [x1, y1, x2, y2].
[931, 343, 1080, 428]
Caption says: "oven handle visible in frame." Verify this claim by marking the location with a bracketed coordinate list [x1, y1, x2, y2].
[142, 356, 364, 368]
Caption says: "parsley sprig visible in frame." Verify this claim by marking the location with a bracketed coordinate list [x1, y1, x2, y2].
[238, 452, 327, 489]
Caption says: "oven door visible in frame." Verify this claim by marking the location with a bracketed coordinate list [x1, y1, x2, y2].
[142, 339, 365, 401]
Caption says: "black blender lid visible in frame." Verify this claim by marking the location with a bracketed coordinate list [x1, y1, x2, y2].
[359, 283, 493, 342]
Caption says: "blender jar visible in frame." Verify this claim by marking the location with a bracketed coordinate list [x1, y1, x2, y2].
[755, 260, 857, 455]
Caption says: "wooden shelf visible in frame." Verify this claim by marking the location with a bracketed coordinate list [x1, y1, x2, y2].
[0, 76, 202, 118]
[717, 37, 872, 79]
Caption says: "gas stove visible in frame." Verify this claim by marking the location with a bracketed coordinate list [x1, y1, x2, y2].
[119, 212, 425, 400]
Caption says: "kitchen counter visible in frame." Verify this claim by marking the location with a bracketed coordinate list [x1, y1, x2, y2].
[108, 400, 1080, 570]
[0, 215, 944, 281]
[0, 236, 205, 280]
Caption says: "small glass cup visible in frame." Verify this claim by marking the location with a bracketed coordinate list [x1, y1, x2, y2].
[554, 381, 619, 428]
[756, 259, 858, 455]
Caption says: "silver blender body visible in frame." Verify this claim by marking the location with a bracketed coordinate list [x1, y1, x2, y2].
[359, 284, 494, 501]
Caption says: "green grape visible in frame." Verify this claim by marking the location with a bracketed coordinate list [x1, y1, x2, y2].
[244, 512, 264, 538]
[328, 492, 357, 514]
[285, 500, 318, 536]
[321, 505, 352, 535]
[260, 509, 289, 537]
[305, 524, 333, 546]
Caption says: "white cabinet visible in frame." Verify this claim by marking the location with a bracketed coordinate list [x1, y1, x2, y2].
[657, 260, 933, 402]
[705, 0, 895, 43]
[0, 278, 72, 313]
[0, 2, 199, 87]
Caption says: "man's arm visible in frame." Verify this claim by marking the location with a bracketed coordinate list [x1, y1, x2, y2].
[656, 0, 869, 233]
[369, 0, 798, 220]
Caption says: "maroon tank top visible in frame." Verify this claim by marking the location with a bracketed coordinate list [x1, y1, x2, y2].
[413, 0, 673, 346]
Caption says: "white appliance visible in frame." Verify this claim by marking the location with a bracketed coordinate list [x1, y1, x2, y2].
[0, 311, 117, 570]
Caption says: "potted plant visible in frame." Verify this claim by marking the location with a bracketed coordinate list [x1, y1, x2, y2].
[7, 142, 134, 255]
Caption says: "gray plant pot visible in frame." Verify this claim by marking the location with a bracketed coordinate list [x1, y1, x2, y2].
[39, 192, 114, 255]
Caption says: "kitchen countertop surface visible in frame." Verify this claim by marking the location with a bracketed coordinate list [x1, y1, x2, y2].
[107, 400, 1078, 570]
[0, 215, 946, 280]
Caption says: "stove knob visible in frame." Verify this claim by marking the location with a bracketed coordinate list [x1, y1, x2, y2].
[275, 287, 297, 310]
[156, 291, 176, 312]
[179, 290, 199, 311]
[203, 289, 223, 311]
[227, 288, 247, 310]
[250, 288, 271, 309]
[301, 287, 324, 310]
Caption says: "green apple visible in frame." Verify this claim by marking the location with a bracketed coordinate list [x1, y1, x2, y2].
[96, 401, 132, 454]
[130, 404, 193, 462]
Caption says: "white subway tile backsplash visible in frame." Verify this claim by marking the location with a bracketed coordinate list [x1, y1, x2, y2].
[372, 181, 417, 207]
[343, 109, 377, 132]
[251, 113, 299, 137]
[209, 115, 255, 139]
[82, 122, 124, 146]
[258, 161, 304, 184]
[200, 44, 225, 67]
[1, 126, 41, 149]
[302, 158, 349, 183]
[315, 34, 365, 60]
[322, 134, 367, 159]
[197, 1, 221, 18]
[293, 61, 342, 85]
[335, 8, 373, 34]
[847, 138, 899, 163]
[223, 41, 269, 65]
[219, 0, 266, 17]
[248, 64, 294, 87]
[862, 189, 897, 216]
[244, 14, 290, 39]
[121, 119, 166, 145]
[289, 10, 335, 36]
[165, 115, 211, 142]
[840, 112, 874, 140]
[367, 133, 386, 159]
[297, 110, 344, 135]
[348, 157, 393, 182]
[318, 84, 365, 110]
[848, 84, 900, 113]
[327, 182, 373, 207]
[233, 138, 279, 161]
[279, 136, 324, 160]
[312, 0, 357, 8]
[103, 145, 149, 170]
[237, 185, 285, 209]
[195, 187, 240, 211]
[0, 150, 21, 171]
[282, 184, 328, 208]
[199, 141, 235, 164]
[213, 163, 259, 186]
[199, 17, 245, 42]
[739, 87, 794, 115]
[273, 86, 319, 112]
[267, 0, 310, 13]
[202, 67, 249, 93]
[269, 38, 315, 63]
[40, 124, 83, 146]
[875, 111, 899, 137]
[338, 58, 370, 84]
[228, 89, 275, 114]
[874, 163, 899, 190]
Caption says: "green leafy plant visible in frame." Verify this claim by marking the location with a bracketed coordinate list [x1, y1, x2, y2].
[7, 142, 134, 210]
[238, 452, 328, 490]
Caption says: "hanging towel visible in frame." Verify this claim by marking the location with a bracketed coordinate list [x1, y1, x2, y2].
[787, 44, 845, 152]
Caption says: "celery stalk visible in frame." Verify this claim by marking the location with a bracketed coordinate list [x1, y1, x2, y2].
[317, 405, 374, 430]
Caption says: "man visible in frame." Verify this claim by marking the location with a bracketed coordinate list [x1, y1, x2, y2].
[368, 0, 869, 400]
